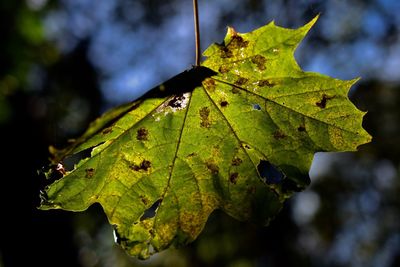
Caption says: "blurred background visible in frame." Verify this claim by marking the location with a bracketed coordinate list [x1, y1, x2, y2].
[0, 0, 399, 266]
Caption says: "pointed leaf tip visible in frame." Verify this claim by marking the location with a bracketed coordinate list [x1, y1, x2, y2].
[306, 14, 320, 28]
[227, 26, 237, 36]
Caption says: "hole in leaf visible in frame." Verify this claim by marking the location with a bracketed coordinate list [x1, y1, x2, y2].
[112, 226, 128, 245]
[140, 199, 162, 221]
[39, 164, 63, 182]
[62, 144, 104, 171]
[168, 94, 186, 108]
[257, 160, 286, 184]
[253, 104, 261, 110]
[45, 143, 105, 181]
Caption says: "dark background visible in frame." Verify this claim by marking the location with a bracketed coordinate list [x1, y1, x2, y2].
[1, 0, 399, 266]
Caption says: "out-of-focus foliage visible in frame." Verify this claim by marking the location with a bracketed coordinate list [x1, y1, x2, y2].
[0, 1, 58, 122]
[1, 0, 399, 267]
[1, 1, 102, 267]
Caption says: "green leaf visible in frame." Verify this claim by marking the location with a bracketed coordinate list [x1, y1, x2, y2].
[39, 16, 371, 259]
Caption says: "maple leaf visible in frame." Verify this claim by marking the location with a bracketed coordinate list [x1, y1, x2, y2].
[39, 17, 371, 259]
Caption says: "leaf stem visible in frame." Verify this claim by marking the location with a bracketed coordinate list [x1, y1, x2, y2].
[193, 0, 201, 66]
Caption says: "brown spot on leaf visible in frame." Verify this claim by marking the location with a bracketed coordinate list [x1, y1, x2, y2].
[102, 127, 112, 135]
[298, 125, 306, 132]
[131, 160, 151, 171]
[199, 107, 211, 128]
[229, 173, 239, 184]
[136, 127, 149, 141]
[179, 211, 204, 238]
[231, 157, 243, 166]
[219, 65, 230, 74]
[247, 186, 256, 194]
[316, 94, 334, 108]
[228, 35, 249, 49]
[206, 161, 219, 175]
[231, 86, 240, 94]
[187, 152, 197, 157]
[274, 130, 286, 140]
[141, 160, 151, 171]
[140, 195, 149, 205]
[251, 55, 267, 70]
[234, 77, 249, 86]
[258, 79, 275, 87]
[85, 168, 95, 178]
[220, 46, 233, 58]
[220, 100, 229, 107]
[203, 78, 216, 91]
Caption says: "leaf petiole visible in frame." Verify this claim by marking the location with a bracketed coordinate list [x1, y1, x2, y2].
[193, 0, 201, 66]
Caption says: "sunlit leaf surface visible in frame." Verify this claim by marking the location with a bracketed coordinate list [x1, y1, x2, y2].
[39, 17, 371, 259]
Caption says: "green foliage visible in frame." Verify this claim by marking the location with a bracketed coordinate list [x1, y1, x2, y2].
[0, 2, 58, 124]
[39, 17, 371, 259]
